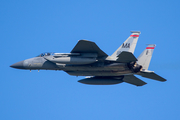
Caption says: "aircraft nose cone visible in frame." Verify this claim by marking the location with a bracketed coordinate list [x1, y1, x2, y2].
[10, 60, 25, 69]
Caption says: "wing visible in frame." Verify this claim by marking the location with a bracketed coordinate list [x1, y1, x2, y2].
[71, 40, 108, 58]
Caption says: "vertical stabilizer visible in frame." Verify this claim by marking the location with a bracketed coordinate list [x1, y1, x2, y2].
[137, 44, 156, 70]
[111, 31, 141, 58]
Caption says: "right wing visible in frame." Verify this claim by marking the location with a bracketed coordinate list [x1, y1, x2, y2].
[71, 40, 108, 58]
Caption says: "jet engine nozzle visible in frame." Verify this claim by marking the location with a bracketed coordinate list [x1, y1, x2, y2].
[127, 62, 142, 73]
[132, 64, 142, 73]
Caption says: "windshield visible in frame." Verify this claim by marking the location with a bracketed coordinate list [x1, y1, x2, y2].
[37, 52, 54, 57]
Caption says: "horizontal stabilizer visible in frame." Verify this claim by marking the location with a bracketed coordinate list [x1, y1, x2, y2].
[123, 75, 147, 86]
[116, 51, 137, 62]
[137, 72, 166, 82]
[71, 40, 108, 58]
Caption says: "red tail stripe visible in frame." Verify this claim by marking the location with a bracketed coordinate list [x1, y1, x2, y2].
[146, 47, 155, 49]
[130, 35, 139, 37]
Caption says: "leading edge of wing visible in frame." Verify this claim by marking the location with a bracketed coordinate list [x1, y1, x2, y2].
[71, 40, 108, 58]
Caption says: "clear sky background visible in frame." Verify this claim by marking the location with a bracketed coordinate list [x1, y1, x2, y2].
[1, 0, 180, 120]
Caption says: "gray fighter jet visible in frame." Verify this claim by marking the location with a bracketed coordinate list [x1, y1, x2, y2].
[10, 31, 166, 86]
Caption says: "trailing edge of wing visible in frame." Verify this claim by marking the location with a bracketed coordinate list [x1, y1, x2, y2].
[137, 71, 166, 82]
[116, 51, 137, 63]
[71, 40, 108, 58]
[123, 75, 147, 86]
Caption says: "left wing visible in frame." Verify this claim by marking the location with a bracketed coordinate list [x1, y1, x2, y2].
[71, 40, 108, 58]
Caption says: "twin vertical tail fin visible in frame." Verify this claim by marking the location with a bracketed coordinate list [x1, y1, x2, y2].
[111, 31, 141, 58]
[137, 44, 156, 70]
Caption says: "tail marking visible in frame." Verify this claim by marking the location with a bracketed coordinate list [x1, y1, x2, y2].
[130, 35, 139, 37]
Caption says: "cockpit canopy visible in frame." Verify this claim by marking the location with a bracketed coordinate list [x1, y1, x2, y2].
[37, 52, 54, 57]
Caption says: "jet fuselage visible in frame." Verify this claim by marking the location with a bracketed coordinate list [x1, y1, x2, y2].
[10, 55, 133, 76]
[10, 31, 166, 86]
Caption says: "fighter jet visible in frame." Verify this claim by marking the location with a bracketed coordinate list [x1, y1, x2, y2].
[10, 31, 166, 86]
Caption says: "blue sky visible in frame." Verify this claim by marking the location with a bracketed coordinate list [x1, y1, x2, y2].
[1, 0, 180, 120]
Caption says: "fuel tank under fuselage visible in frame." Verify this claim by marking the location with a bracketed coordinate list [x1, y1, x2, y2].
[78, 76, 124, 85]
